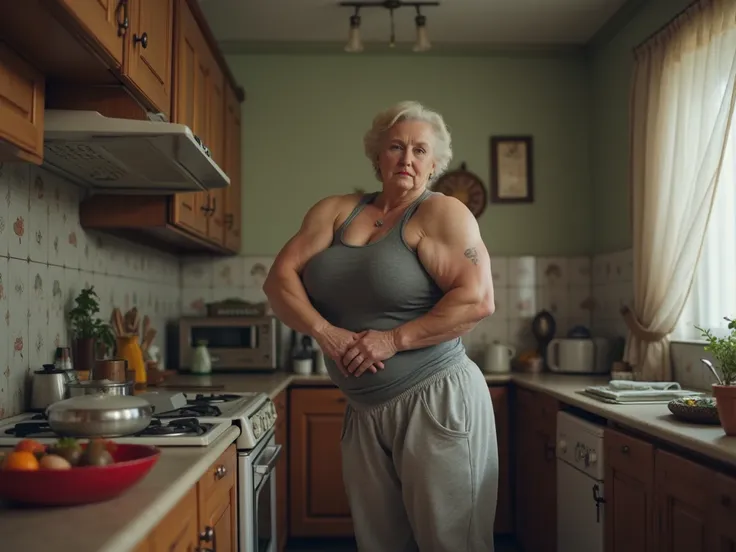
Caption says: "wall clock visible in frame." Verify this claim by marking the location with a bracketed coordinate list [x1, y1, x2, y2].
[432, 162, 488, 218]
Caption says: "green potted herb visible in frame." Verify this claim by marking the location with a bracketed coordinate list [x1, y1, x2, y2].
[68, 286, 115, 371]
[697, 317, 736, 436]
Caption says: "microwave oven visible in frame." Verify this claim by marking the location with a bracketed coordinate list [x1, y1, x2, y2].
[178, 316, 279, 372]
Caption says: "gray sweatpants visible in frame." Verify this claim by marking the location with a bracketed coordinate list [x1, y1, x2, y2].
[340, 357, 498, 552]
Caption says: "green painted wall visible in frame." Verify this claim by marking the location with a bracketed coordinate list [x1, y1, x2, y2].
[227, 54, 592, 257]
[589, 0, 693, 253]
[225, 0, 694, 257]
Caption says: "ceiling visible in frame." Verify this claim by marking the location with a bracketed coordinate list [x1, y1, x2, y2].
[198, 0, 633, 53]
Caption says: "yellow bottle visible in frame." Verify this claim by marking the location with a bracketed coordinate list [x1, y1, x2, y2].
[117, 336, 146, 384]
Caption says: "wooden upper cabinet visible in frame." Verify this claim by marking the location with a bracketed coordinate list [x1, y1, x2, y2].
[124, 0, 174, 117]
[0, 43, 45, 164]
[223, 85, 242, 253]
[205, 59, 225, 244]
[171, 0, 210, 237]
[59, 0, 126, 67]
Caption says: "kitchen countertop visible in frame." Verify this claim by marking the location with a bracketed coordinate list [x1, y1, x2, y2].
[510, 373, 736, 470]
[161, 370, 736, 469]
[0, 426, 240, 552]
[3, 368, 735, 551]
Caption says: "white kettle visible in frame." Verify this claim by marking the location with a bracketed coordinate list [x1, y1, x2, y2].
[483, 342, 515, 374]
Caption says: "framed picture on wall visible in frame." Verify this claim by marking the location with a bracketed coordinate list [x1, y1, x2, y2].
[490, 135, 534, 203]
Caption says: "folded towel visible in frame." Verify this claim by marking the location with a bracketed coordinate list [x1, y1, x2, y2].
[608, 381, 681, 391]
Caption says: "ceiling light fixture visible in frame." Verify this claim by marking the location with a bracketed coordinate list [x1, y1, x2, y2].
[339, 1, 440, 53]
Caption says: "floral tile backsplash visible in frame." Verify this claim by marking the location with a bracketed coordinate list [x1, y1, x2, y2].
[182, 254, 597, 365]
[0, 162, 181, 419]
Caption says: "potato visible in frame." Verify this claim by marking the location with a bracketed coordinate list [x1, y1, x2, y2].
[39, 454, 72, 470]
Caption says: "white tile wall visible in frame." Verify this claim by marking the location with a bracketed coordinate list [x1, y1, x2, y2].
[0, 162, 181, 419]
[181, 254, 596, 367]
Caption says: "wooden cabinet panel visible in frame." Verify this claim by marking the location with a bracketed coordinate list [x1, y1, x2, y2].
[223, 85, 242, 253]
[59, 0, 125, 66]
[0, 43, 45, 164]
[604, 428, 655, 552]
[150, 486, 199, 552]
[124, 0, 173, 117]
[274, 391, 288, 551]
[514, 386, 557, 552]
[205, 60, 225, 244]
[290, 388, 353, 537]
[171, 0, 210, 237]
[490, 386, 512, 534]
[709, 472, 736, 551]
[655, 449, 710, 552]
[198, 446, 237, 552]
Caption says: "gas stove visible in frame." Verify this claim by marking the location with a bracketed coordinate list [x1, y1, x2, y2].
[0, 413, 232, 446]
[174, 391, 277, 450]
[0, 391, 276, 450]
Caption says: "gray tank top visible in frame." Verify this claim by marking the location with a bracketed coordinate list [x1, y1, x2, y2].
[301, 189, 465, 406]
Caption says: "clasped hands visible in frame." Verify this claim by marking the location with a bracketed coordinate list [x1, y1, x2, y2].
[315, 325, 399, 378]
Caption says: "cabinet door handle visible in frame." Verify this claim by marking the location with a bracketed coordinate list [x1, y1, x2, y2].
[133, 32, 148, 49]
[621, 445, 630, 454]
[214, 464, 227, 480]
[116, 0, 129, 36]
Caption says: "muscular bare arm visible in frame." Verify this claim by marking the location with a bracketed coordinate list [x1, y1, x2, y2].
[342, 196, 494, 376]
[394, 196, 495, 350]
[264, 195, 382, 375]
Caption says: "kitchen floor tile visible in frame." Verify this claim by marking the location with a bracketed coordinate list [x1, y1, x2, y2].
[285, 536, 520, 551]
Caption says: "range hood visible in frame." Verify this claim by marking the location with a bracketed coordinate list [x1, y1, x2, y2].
[41, 110, 230, 194]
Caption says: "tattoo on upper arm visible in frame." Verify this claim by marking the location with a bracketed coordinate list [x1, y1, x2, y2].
[464, 247, 479, 265]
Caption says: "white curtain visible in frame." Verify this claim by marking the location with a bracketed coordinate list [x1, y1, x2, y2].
[623, 0, 736, 380]
[675, 123, 736, 340]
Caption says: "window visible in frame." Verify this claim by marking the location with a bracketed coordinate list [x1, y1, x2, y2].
[675, 122, 736, 340]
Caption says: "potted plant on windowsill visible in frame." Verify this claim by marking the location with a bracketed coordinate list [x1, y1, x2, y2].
[68, 286, 115, 372]
[697, 318, 736, 436]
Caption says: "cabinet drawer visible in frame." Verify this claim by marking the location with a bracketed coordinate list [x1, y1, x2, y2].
[710, 472, 736, 526]
[515, 386, 558, 434]
[199, 445, 236, 502]
[604, 428, 653, 478]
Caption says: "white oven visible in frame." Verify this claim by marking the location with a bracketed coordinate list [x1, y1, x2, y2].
[239, 429, 282, 552]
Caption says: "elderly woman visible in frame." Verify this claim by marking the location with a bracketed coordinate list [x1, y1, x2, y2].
[264, 101, 498, 552]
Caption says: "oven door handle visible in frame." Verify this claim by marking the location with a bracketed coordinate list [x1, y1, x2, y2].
[254, 444, 282, 475]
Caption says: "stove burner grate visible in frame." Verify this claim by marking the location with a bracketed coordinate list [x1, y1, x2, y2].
[6, 421, 50, 438]
[189, 393, 242, 404]
[157, 403, 221, 418]
[140, 417, 207, 437]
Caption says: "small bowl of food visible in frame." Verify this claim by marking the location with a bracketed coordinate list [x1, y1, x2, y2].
[0, 437, 160, 506]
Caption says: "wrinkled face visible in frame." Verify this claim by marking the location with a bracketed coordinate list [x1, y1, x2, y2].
[377, 119, 437, 192]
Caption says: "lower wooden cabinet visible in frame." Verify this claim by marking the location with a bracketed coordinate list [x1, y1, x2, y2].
[490, 386, 513, 534]
[605, 427, 736, 552]
[515, 387, 558, 552]
[289, 387, 353, 537]
[135, 445, 238, 552]
[274, 390, 289, 551]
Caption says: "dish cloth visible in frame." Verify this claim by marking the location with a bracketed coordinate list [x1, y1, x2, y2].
[607, 381, 682, 391]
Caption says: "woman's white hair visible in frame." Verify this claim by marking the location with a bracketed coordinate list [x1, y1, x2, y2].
[363, 101, 453, 185]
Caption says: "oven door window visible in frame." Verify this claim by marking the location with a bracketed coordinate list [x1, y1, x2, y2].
[190, 326, 257, 349]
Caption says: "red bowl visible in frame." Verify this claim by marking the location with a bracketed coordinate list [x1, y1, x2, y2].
[0, 444, 161, 506]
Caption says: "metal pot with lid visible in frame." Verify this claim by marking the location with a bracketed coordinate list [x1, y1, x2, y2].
[30, 364, 76, 411]
[46, 393, 153, 438]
